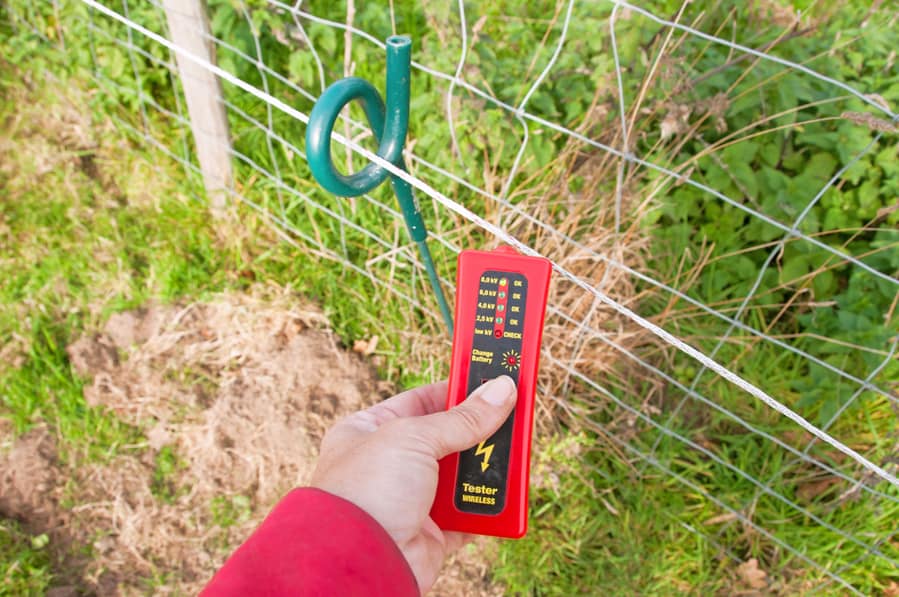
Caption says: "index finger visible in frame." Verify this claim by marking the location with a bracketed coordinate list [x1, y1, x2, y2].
[363, 380, 448, 425]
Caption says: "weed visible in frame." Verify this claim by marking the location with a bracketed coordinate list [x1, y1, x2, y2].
[151, 445, 187, 504]
[2, 0, 897, 594]
[209, 495, 253, 529]
[0, 521, 53, 595]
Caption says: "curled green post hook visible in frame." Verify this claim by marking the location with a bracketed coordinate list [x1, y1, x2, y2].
[306, 35, 454, 335]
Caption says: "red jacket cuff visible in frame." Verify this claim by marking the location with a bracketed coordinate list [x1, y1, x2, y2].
[202, 488, 419, 597]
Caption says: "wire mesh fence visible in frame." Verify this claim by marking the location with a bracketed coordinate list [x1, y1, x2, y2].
[5, 0, 898, 592]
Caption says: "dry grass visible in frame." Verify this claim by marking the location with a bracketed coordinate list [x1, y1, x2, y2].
[2, 286, 504, 594]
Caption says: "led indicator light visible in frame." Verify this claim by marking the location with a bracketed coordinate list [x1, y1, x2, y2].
[499, 278, 508, 287]
[497, 304, 505, 312]
[498, 291, 506, 299]
[496, 317, 504, 324]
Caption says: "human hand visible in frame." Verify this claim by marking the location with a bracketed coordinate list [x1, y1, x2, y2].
[309, 376, 517, 593]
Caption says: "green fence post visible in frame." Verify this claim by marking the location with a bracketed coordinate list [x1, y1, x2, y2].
[305, 35, 454, 335]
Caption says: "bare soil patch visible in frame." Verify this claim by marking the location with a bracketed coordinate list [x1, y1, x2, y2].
[1, 287, 501, 595]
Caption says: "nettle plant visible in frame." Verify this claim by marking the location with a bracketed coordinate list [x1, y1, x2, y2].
[640, 3, 898, 422]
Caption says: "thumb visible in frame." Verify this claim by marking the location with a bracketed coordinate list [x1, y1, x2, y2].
[420, 376, 517, 459]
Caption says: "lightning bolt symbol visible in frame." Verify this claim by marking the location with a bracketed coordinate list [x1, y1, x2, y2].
[474, 441, 494, 472]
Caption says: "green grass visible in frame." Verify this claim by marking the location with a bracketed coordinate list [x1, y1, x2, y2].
[0, 72, 235, 463]
[0, 522, 52, 595]
[2, 0, 898, 594]
[0, 22, 443, 589]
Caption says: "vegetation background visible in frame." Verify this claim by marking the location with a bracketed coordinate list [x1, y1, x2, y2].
[1, 0, 897, 594]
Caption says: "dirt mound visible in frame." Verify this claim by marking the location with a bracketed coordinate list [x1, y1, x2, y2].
[0, 427, 58, 528]
[67, 296, 380, 506]
[1, 288, 500, 594]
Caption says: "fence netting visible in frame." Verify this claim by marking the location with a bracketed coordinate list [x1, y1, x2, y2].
[5, 0, 898, 592]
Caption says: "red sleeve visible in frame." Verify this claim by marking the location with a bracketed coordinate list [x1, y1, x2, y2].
[201, 488, 419, 597]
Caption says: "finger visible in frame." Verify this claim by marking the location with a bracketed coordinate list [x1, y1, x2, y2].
[326, 381, 449, 443]
[362, 380, 449, 424]
[418, 376, 517, 459]
[442, 530, 475, 554]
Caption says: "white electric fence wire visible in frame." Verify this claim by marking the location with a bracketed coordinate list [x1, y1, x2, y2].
[79, 0, 899, 490]
[133, 0, 899, 293]
[91, 0, 899, 386]
[649, 130, 890, 458]
[285, 4, 899, 288]
[406, 151, 896, 403]
[88, 52, 899, 572]
[98, 86, 887, 590]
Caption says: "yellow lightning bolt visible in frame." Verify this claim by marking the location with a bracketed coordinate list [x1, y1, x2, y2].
[474, 441, 494, 472]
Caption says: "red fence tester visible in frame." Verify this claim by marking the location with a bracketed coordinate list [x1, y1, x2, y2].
[431, 246, 551, 538]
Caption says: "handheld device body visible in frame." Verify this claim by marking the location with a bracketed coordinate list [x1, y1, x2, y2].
[430, 246, 552, 538]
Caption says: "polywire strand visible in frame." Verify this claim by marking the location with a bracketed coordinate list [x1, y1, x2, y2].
[98, 74, 873, 591]
[94, 0, 899, 406]
[406, 152, 896, 404]
[286, 4, 899, 288]
[539, 350, 896, 572]
[543, 303, 899, 503]
[79, 2, 899, 588]
[83, 0, 899, 489]
[98, 10, 884, 470]
[79, 4, 899, 588]
[82, 0, 899, 489]
[545, 353, 862, 595]
[648, 129, 891, 459]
